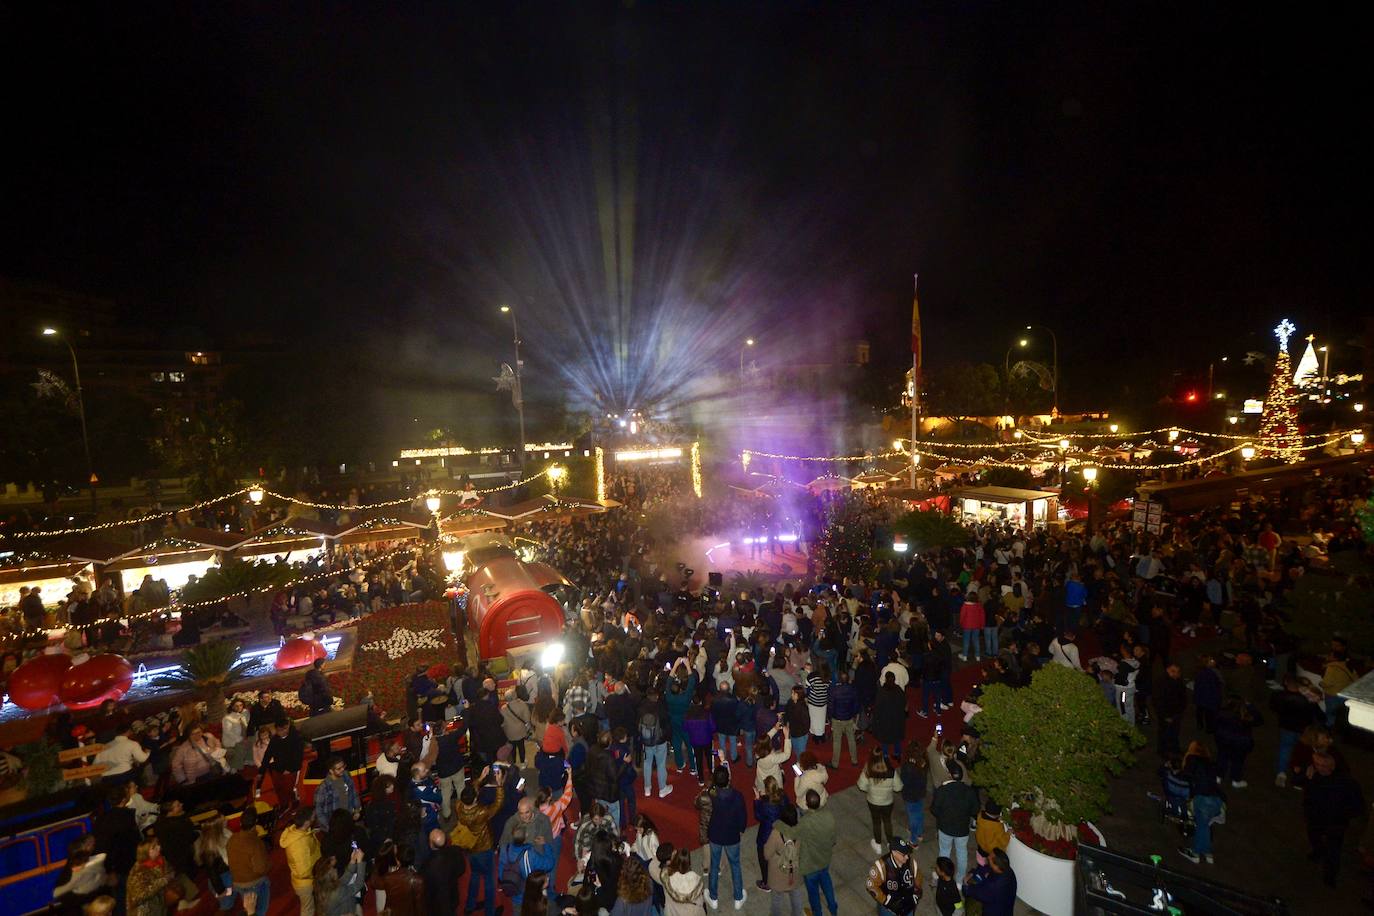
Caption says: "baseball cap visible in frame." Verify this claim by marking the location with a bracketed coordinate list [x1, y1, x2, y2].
[946, 761, 965, 781]
[889, 837, 912, 855]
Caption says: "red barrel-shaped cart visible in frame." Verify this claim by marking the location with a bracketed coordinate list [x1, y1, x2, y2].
[463, 545, 570, 662]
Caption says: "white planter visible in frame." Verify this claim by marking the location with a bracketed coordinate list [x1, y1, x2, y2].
[1006, 823, 1103, 916]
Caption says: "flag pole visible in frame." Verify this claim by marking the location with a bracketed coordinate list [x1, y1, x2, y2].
[911, 273, 920, 490]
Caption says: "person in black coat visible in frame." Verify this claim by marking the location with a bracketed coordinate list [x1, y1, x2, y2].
[1153, 664, 1188, 757]
[421, 829, 466, 915]
[301, 658, 333, 717]
[871, 673, 908, 758]
[92, 784, 140, 881]
[247, 689, 286, 735]
[363, 774, 400, 857]
[1303, 752, 1366, 886]
[466, 688, 506, 766]
[922, 632, 953, 715]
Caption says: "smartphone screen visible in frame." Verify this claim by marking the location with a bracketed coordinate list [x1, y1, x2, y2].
[935, 724, 943, 735]
[517, 777, 526, 790]
[792, 764, 803, 776]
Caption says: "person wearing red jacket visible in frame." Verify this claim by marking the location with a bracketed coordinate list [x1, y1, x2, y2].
[958, 592, 986, 661]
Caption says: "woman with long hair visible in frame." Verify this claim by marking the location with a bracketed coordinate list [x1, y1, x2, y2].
[899, 741, 929, 844]
[752, 776, 788, 892]
[193, 813, 232, 905]
[857, 745, 903, 853]
[519, 873, 552, 916]
[313, 849, 365, 916]
[609, 855, 654, 916]
[649, 847, 706, 916]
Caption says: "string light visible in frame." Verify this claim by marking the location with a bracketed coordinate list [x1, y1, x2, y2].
[7, 473, 550, 540]
[0, 545, 419, 644]
[6, 489, 253, 538]
[690, 441, 703, 499]
[594, 447, 607, 503]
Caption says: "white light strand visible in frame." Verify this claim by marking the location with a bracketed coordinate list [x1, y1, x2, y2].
[8, 472, 550, 539]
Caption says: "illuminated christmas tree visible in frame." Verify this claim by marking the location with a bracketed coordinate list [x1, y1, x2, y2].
[1259, 319, 1304, 462]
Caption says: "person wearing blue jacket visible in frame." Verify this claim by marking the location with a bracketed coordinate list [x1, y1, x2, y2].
[1193, 655, 1224, 734]
[711, 683, 741, 763]
[962, 848, 1017, 916]
[706, 766, 748, 910]
[830, 671, 861, 768]
[498, 826, 558, 908]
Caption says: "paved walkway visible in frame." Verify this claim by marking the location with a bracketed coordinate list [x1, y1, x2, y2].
[700, 782, 1043, 915]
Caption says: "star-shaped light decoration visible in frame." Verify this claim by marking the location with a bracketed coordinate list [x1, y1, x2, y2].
[1274, 318, 1296, 353]
[362, 626, 446, 660]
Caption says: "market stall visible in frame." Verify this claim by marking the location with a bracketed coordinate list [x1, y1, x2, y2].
[949, 485, 1057, 529]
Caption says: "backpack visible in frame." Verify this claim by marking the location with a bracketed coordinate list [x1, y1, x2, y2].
[297, 679, 316, 708]
[450, 819, 478, 851]
[639, 711, 664, 745]
[776, 836, 800, 876]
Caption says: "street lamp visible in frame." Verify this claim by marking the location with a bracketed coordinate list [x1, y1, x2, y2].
[892, 439, 904, 452]
[1109, 423, 1119, 434]
[548, 465, 567, 490]
[1057, 438, 1069, 487]
[1023, 325, 1059, 416]
[1240, 444, 1256, 462]
[40, 327, 96, 511]
[1082, 465, 1099, 533]
[1356, 403, 1366, 413]
[248, 487, 265, 505]
[739, 338, 755, 380]
[1352, 432, 1366, 447]
[499, 306, 526, 473]
[425, 491, 442, 514]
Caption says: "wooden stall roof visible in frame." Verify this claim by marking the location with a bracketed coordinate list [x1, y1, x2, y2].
[0, 561, 87, 585]
[948, 486, 1054, 504]
[170, 526, 255, 550]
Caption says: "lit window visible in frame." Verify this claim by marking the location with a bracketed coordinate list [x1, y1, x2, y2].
[150, 372, 165, 382]
[168, 372, 185, 382]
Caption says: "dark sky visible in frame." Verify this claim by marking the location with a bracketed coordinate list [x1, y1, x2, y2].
[3, 1, 1369, 410]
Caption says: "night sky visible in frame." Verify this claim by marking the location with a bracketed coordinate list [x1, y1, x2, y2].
[3, 2, 1368, 413]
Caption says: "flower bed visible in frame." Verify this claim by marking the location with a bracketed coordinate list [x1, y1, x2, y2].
[325, 602, 462, 716]
[1009, 808, 1099, 860]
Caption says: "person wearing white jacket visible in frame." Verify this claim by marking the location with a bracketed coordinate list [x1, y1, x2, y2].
[857, 747, 904, 854]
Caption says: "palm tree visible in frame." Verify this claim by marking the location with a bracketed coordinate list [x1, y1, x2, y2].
[153, 641, 256, 720]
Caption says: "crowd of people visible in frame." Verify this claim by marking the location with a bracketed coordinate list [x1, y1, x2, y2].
[8, 457, 1374, 915]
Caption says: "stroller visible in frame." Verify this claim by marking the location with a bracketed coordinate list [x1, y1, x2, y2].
[1153, 761, 1194, 836]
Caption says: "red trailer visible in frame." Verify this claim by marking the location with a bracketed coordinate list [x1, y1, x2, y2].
[464, 547, 570, 661]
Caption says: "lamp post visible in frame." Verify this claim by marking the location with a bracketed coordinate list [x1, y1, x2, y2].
[739, 338, 755, 380]
[499, 306, 527, 474]
[1023, 325, 1059, 416]
[1082, 465, 1099, 534]
[41, 327, 96, 511]
[1058, 438, 1069, 488]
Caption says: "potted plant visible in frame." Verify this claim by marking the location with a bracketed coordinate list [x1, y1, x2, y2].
[973, 663, 1144, 913]
[12, 739, 62, 802]
[153, 641, 256, 721]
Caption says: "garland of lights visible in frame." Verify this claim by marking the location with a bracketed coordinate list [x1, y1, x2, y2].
[751, 433, 1346, 479]
[1017, 425, 1356, 443]
[0, 545, 420, 644]
[8, 471, 552, 540]
[691, 442, 704, 499]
